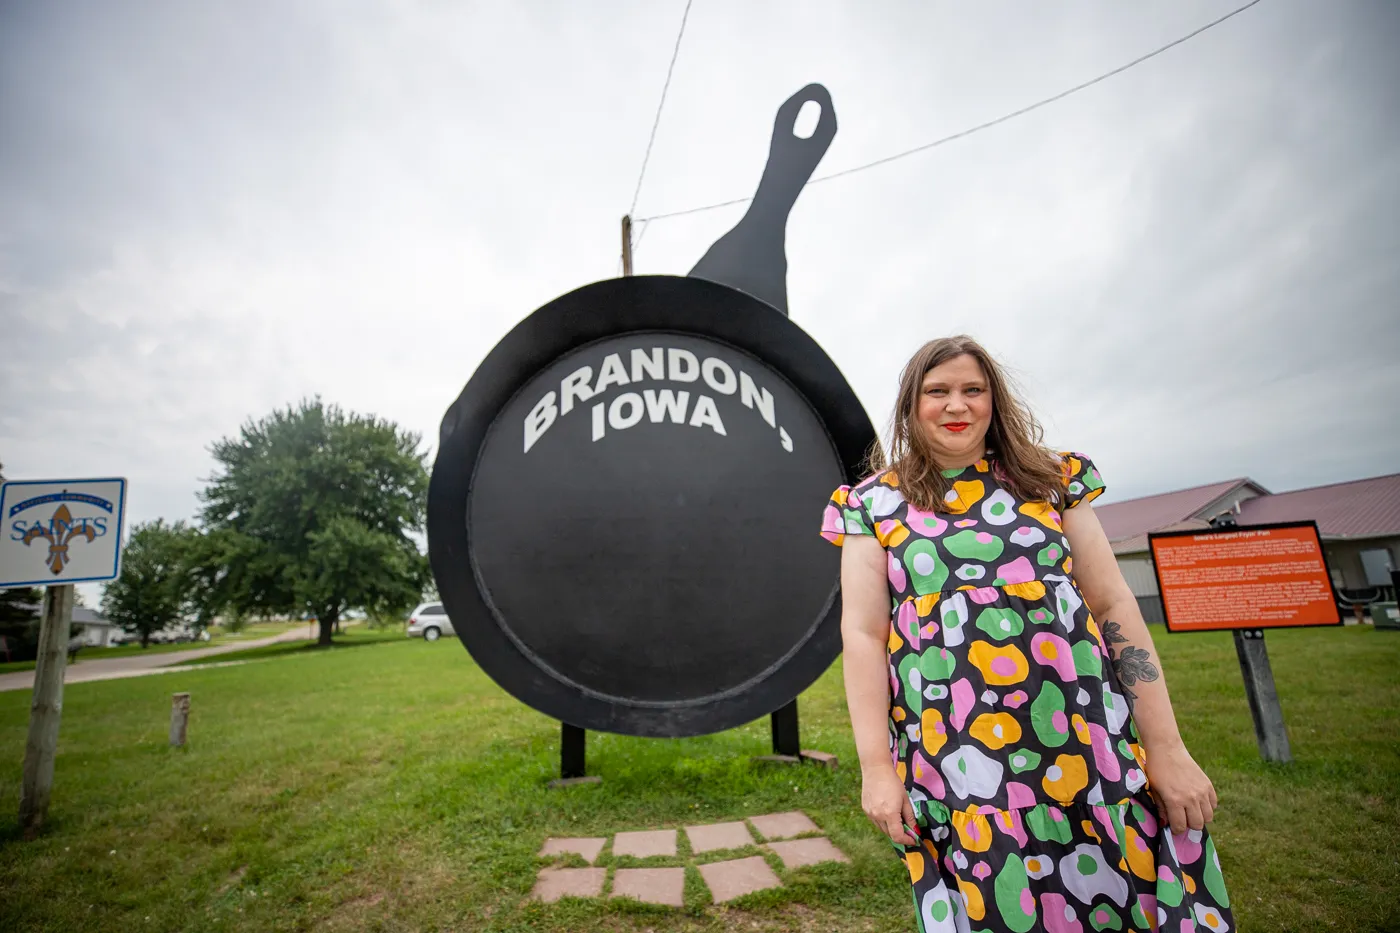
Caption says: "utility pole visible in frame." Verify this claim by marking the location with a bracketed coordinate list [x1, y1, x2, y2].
[621, 215, 634, 276]
[556, 213, 631, 786]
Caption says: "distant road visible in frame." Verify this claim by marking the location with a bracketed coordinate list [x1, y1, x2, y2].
[0, 626, 316, 693]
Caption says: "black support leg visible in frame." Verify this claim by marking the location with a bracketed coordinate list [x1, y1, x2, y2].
[770, 699, 800, 757]
[1232, 629, 1292, 763]
[561, 722, 586, 779]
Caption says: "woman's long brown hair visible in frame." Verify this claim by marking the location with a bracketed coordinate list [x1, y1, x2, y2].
[867, 335, 1065, 513]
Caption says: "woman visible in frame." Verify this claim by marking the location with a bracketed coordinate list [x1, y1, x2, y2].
[821, 336, 1233, 933]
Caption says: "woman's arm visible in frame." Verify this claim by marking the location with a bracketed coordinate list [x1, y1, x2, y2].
[840, 534, 918, 846]
[1062, 502, 1219, 835]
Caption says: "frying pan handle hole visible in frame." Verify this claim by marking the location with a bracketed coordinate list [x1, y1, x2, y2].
[792, 100, 822, 140]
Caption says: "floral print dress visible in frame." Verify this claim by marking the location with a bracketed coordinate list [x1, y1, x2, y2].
[820, 454, 1233, 933]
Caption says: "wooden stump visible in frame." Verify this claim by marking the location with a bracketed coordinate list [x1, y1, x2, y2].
[170, 693, 191, 747]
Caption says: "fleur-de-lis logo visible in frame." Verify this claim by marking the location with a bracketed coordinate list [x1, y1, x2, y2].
[22, 504, 97, 575]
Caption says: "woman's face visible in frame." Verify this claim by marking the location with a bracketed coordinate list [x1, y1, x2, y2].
[916, 353, 993, 466]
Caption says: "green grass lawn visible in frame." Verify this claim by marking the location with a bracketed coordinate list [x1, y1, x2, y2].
[0, 623, 306, 674]
[0, 625, 1396, 932]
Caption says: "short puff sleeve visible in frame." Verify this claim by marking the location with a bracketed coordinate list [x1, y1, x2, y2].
[819, 484, 876, 546]
[1061, 452, 1106, 510]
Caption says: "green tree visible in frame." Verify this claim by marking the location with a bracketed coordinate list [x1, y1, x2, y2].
[0, 587, 42, 663]
[180, 527, 240, 636]
[0, 460, 42, 661]
[200, 399, 429, 646]
[101, 519, 193, 648]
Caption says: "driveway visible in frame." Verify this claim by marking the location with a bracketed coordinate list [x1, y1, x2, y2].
[0, 626, 317, 693]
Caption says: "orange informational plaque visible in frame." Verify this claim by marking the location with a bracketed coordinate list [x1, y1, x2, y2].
[1150, 522, 1342, 633]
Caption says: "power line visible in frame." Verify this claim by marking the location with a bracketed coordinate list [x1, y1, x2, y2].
[628, 0, 695, 218]
[636, 0, 1264, 223]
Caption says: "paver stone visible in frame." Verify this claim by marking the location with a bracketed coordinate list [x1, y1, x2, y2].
[697, 856, 783, 903]
[530, 867, 606, 902]
[765, 837, 851, 869]
[748, 810, 821, 840]
[685, 820, 754, 854]
[611, 867, 686, 907]
[612, 828, 677, 858]
[538, 836, 606, 863]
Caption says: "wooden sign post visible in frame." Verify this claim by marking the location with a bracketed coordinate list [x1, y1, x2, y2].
[1231, 628, 1291, 762]
[1150, 519, 1341, 763]
[1, 477, 128, 836]
[19, 584, 75, 835]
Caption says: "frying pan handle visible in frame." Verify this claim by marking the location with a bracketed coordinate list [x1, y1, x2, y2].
[756, 83, 837, 207]
[687, 83, 837, 316]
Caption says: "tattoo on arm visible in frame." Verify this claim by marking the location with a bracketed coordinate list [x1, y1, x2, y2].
[1101, 620, 1159, 707]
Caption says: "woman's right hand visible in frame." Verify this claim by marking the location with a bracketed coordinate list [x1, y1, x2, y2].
[862, 765, 919, 846]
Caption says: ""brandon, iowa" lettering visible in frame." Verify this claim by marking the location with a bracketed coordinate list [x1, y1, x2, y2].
[523, 347, 792, 454]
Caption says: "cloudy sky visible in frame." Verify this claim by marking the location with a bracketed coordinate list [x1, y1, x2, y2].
[3, 0, 1398, 567]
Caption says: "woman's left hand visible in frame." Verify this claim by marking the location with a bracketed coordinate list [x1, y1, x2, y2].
[1144, 742, 1218, 836]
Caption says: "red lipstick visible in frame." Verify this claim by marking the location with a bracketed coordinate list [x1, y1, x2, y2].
[944, 422, 969, 433]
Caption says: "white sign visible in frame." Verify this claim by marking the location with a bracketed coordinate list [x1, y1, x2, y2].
[0, 478, 127, 588]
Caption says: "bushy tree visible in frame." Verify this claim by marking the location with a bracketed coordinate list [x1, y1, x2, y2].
[101, 520, 194, 648]
[180, 527, 241, 635]
[0, 461, 41, 660]
[200, 399, 429, 646]
[0, 587, 42, 663]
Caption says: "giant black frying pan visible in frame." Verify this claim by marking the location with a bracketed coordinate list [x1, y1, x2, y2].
[428, 84, 875, 748]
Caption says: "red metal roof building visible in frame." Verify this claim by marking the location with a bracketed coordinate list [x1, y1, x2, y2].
[1235, 473, 1400, 540]
[1093, 471, 1400, 622]
[1096, 478, 1257, 542]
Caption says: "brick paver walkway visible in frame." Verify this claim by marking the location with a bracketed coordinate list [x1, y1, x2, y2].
[534, 810, 847, 909]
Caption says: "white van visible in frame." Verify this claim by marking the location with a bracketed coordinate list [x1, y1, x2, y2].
[406, 602, 454, 641]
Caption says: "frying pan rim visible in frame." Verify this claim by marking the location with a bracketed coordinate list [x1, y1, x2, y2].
[428, 274, 876, 737]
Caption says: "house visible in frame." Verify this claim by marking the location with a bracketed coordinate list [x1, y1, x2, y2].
[3, 603, 122, 647]
[71, 606, 121, 647]
[1094, 471, 1400, 623]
